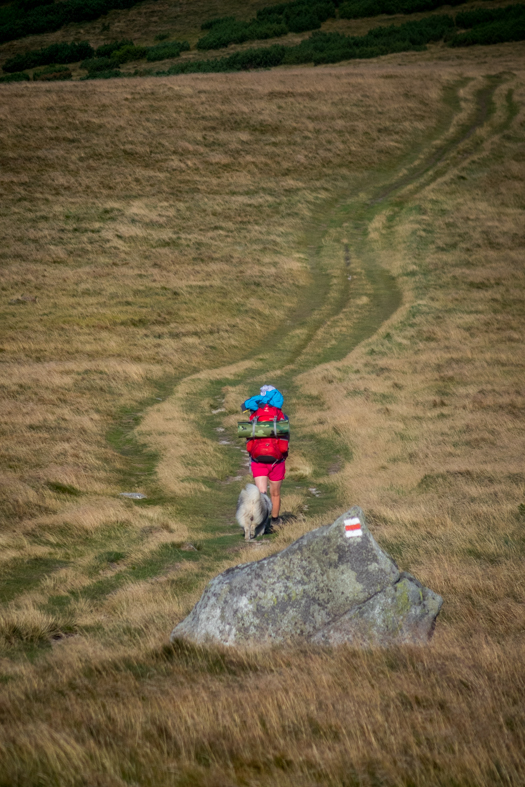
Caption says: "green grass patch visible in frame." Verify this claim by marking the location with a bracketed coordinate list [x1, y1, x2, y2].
[47, 481, 82, 496]
[0, 557, 70, 603]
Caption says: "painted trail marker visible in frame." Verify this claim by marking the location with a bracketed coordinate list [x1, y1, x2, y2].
[344, 516, 362, 538]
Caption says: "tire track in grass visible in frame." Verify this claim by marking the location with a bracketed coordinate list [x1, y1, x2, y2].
[108, 74, 510, 584]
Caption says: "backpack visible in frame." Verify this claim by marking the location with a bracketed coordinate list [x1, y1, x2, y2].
[246, 436, 289, 464]
[246, 405, 289, 464]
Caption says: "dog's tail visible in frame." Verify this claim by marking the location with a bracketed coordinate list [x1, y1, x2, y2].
[236, 483, 270, 540]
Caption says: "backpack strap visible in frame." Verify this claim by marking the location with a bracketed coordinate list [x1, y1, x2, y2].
[273, 416, 277, 436]
[251, 416, 258, 438]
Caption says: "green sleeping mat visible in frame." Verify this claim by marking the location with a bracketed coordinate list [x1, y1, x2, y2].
[237, 419, 290, 438]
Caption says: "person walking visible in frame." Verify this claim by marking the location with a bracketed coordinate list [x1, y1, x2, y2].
[241, 385, 289, 529]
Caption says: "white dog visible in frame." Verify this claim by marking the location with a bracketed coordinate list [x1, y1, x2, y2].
[236, 483, 271, 541]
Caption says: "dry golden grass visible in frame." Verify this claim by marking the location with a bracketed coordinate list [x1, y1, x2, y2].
[0, 24, 524, 787]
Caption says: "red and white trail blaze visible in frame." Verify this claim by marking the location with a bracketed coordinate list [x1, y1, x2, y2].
[344, 517, 363, 538]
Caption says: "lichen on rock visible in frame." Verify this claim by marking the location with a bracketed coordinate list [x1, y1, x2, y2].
[170, 506, 443, 648]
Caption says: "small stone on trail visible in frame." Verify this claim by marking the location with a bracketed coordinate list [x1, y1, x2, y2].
[119, 492, 147, 499]
[171, 506, 443, 648]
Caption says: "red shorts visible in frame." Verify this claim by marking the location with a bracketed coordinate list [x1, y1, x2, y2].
[251, 460, 286, 482]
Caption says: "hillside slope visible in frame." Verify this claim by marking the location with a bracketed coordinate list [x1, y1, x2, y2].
[0, 4, 524, 785]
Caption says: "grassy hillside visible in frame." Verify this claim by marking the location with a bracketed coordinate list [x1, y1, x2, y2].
[0, 1, 525, 783]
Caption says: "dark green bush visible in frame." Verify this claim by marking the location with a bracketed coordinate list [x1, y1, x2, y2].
[0, 0, 161, 46]
[3, 40, 93, 72]
[82, 68, 122, 79]
[33, 64, 72, 80]
[339, 0, 464, 20]
[450, 18, 525, 46]
[285, 1, 336, 32]
[81, 56, 114, 72]
[197, 1, 336, 50]
[223, 43, 287, 69]
[455, 4, 525, 30]
[15, 0, 53, 11]
[154, 32, 170, 41]
[145, 40, 190, 62]
[201, 16, 236, 31]
[95, 39, 134, 58]
[197, 19, 288, 50]
[0, 70, 30, 82]
[110, 44, 148, 64]
[164, 43, 287, 74]
[256, 3, 290, 22]
[256, 0, 339, 23]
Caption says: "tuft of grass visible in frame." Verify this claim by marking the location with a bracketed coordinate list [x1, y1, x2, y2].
[46, 482, 81, 496]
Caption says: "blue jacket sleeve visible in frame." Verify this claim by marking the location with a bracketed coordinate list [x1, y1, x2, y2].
[243, 395, 262, 412]
[266, 389, 284, 408]
[243, 389, 284, 411]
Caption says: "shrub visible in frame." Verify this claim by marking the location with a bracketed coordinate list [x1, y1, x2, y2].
[82, 68, 121, 80]
[33, 64, 72, 80]
[284, 1, 336, 32]
[110, 44, 148, 64]
[197, 1, 336, 50]
[256, 0, 337, 23]
[165, 43, 287, 74]
[256, 2, 289, 21]
[145, 40, 190, 62]
[3, 40, 94, 73]
[154, 32, 170, 41]
[15, 0, 53, 10]
[339, 0, 464, 20]
[450, 18, 525, 47]
[95, 39, 134, 58]
[224, 43, 287, 69]
[198, 20, 255, 50]
[201, 16, 236, 31]
[198, 19, 289, 49]
[0, 70, 30, 82]
[455, 4, 525, 30]
[81, 56, 115, 72]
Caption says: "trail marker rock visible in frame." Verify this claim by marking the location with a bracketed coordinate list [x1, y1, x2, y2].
[170, 506, 442, 648]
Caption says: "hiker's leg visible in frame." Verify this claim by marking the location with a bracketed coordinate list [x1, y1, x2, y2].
[254, 476, 268, 495]
[269, 480, 282, 518]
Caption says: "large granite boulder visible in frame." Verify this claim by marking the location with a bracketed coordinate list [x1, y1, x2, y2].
[171, 506, 442, 648]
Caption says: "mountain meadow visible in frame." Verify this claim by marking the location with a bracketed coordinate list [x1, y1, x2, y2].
[0, 0, 524, 784]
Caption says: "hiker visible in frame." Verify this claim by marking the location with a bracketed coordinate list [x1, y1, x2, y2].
[241, 385, 289, 527]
